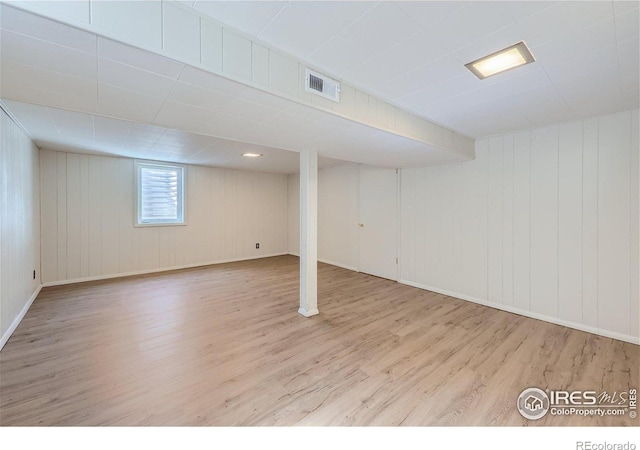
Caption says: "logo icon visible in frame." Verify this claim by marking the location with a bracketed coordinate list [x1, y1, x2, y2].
[517, 388, 550, 420]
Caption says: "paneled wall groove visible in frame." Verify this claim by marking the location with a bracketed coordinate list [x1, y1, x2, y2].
[0, 107, 41, 349]
[400, 109, 639, 344]
[40, 149, 288, 285]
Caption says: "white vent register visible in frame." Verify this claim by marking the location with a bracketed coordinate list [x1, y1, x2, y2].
[305, 68, 340, 102]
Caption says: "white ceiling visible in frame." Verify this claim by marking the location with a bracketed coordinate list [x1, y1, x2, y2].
[1, 99, 347, 174]
[186, 0, 640, 137]
[0, 4, 468, 169]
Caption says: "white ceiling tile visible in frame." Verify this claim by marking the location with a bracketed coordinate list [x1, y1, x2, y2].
[97, 83, 165, 123]
[192, 0, 287, 36]
[257, 1, 376, 58]
[98, 38, 184, 79]
[197, 112, 268, 142]
[124, 125, 166, 152]
[93, 115, 132, 149]
[159, 128, 213, 150]
[563, 85, 624, 118]
[1, 29, 96, 79]
[153, 101, 216, 132]
[179, 66, 247, 96]
[505, 1, 559, 24]
[438, 98, 532, 138]
[517, 1, 614, 48]
[376, 56, 466, 100]
[531, 17, 616, 65]
[259, 110, 319, 133]
[398, 75, 478, 110]
[97, 101, 160, 125]
[427, 2, 515, 53]
[1, 59, 97, 104]
[0, 99, 59, 140]
[553, 69, 624, 117]
[512, 85, 575, 127]
[224, 98, 276, 122]
[127, 123, 166, 143]
[344, 30, 449, 88]
[544, 44, 619, 84]
[308, 2, 422, 76]
[24, 89, 97, 115]
[238, 87, 297, 112]
[47, 107, 95, 147]
[395, 1, 468, 29]
[97, 58, 177, 99]
[0, 4, 96, 53]
[482, 67, 552, 95]
[166, 82, 233, 111]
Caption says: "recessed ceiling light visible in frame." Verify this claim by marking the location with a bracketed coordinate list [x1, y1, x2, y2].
[242, 152, 263, 158]
[465, 41, 535, 80]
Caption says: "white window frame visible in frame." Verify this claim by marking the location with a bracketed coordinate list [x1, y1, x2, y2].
[135, 160, 187, 227]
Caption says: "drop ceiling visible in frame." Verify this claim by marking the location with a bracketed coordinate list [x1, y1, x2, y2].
[1, 1, 637, 171]
[187, 0, 640, 137]
[0, 3, 471, 170]
[1, 99, 345, 174]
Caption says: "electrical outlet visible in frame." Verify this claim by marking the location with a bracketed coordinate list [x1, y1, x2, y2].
[33, 270, 36, 280]
[256, 243, 260, 249]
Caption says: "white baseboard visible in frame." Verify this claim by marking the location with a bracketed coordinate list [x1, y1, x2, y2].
[0, 284, 42, 351]
[287, 253, 359, 272]
[42, 253, 289, 287]
[318, 258, 359, 272]
[2, 254, 290, 352]
[399, 279, 639, 346]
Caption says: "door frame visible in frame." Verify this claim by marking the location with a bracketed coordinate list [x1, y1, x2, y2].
[357, 164, 400, 282]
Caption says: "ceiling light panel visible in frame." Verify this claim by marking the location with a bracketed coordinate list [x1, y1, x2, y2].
[465, 41, 535, 80]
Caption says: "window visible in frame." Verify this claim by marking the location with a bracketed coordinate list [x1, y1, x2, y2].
[136, 161, 185, 226]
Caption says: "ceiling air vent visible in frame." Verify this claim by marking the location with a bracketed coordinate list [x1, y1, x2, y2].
[305, 68, 340, 102]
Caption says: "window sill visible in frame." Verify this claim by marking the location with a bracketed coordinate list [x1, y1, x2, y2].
[134, 222, 188, 228]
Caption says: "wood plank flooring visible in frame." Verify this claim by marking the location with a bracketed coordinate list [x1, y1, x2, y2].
[0, 255, 637, 426]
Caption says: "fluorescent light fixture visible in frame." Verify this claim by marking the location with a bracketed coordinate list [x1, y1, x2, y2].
[465, 41, 535, 80]
[242, 152, 263, 158]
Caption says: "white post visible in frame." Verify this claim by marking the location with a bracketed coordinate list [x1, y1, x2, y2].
[299, 150, 318, 317]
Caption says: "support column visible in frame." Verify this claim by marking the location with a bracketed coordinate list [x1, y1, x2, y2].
[299, 149, 318, 317]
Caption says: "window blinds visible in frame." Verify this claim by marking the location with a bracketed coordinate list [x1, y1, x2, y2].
[138, 163, 184, 224]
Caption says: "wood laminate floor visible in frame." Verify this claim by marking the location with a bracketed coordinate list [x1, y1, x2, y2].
[0, 255, 637, 426]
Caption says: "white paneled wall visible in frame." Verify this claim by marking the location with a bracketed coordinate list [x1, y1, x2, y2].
[40, 150, 288, 284]
[0, 108, 41, 348]
[288, 164, 360, 271]
[317, 164, 359, 270]
[401, 109, 640, 344]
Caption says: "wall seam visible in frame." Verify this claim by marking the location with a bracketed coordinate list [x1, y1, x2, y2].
[557, 126, 560, 319]
[596, 118, 600, 330]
